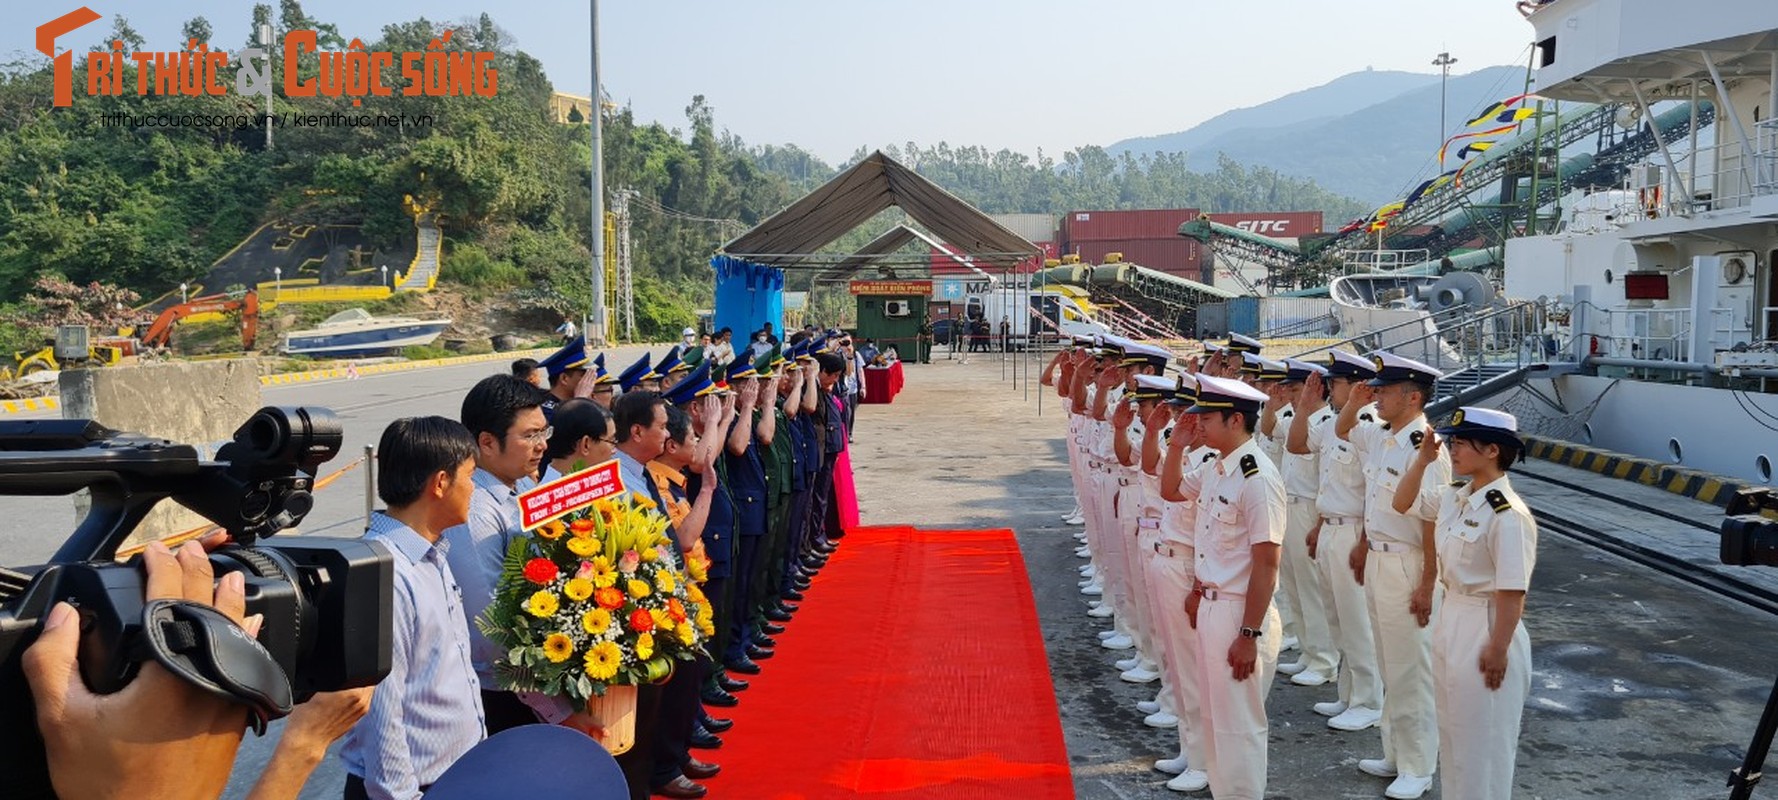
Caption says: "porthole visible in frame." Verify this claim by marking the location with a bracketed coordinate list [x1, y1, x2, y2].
[1580, 423, 1594, 444]
[1668, 438, 1683, 463]
[1759, 455, 1772, 483]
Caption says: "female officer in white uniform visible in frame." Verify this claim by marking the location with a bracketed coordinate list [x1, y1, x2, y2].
[1391, 406, 1534, 800]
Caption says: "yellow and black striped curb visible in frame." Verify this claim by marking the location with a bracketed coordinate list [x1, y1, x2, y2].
[0, 396, 59, 415]
[1522, 435, 1745, 508]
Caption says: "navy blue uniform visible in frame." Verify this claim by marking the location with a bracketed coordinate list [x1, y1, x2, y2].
[723, 410, 769, 663]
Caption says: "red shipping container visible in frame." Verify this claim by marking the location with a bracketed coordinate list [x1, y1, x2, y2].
[1061, 209, 1200, 242]
[1193, 211, 1324, 238]
[1069, 238, 1204, 278]
[928, 240, 1053, 276]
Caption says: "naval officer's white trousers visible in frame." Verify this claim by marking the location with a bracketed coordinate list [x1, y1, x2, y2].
[1316, 519, 1382, 711]
[1434, 592, 1529, 800]
[1365, 546, 1440, 778]
[1195, 595, 1281, 800]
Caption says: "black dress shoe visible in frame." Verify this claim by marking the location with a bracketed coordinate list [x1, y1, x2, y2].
[753, 633, 777, 648]
[762, 622, 787, 635]
[689, 725, 723, 750]
[800, 557, 824, 572]
[747, 644, 775, 660]
[764, 607, 793, 622]
[700, 686, 738, 707]
[775, 600, 799, 614]
[782, 588, 806, 602]
[725, 655, 761, 675]
[684, 757, 722, 780]
[793, 578, 812, 592]
[700, 713, 734, 733]
[653, 775, 708, 799]
[716, 673, 750, 692]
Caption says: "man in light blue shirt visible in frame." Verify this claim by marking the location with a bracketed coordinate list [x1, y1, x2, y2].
[341, 417, 485, 800]
[442, 374, 552, 734]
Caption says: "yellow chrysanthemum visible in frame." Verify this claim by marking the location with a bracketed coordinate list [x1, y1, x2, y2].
[639, 546, 659, 564]
[677, 622, 698, 646]
[564, 577, 595, 602]
[686, 584, 707, 605]
[654, 571, 676, 594]
[525, 591, 559, 618]
[696, 616, 715, 636]
[685, 557, 708, 584]
[589, 556, 618, 588]
[632, 495, 657, 511]
[543, 632, 573, 663]
[535, 520, 567, 540]
[582, 608, 613, 636]
[584, 641, 622, 681]
[636, 632, 655, 661]
[627, 579, 652, 599]
[566, 536, 600, 558]
[650, 608, 674, 632]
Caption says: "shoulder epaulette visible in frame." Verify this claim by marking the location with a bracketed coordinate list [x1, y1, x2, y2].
[1360, 412, 1374, 422]
[1201, 452, 1217, 463]
[1409, 430, 1424, 447]
[1487, 489, 1512, 514]
[1240, 454, 1260, 478]
[1380, 421, 1391, 430]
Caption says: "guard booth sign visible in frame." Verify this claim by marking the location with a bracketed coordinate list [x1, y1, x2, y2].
[517, 459, 624, 529]
[849, 280, 933, 296]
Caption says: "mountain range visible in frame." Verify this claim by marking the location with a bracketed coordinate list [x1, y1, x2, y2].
[1107, 65, 1533, 207]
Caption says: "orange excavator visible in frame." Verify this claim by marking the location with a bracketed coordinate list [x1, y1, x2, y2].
[140, 288, 260, 351]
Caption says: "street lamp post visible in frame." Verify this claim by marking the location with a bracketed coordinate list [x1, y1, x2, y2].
[380, 265, 389, 288]
[179, 282, 188, 304]
[273, 267, 282, 300]
[1433, 51, 1458, 145]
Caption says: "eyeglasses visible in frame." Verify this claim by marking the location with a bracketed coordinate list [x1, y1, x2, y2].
[517, 426, 553, 444]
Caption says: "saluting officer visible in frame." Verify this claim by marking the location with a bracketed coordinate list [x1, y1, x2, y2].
[1150, 372, 1215, 793]
[1161, 374, 1284, 800]
[1394, 408, 1535, 800]
[1110, 342, 1174, 685]
[1288, 350, 1384, 732]
[535, 335, 591, 420]
[1268, 357, 1339, 687]
[1335, 351, 1449, 800]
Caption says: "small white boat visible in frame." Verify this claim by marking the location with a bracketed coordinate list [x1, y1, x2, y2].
[278, 308, 451, 358]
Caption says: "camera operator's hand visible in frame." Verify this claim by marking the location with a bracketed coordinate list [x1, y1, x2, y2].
[23, 540, 254, 800]
[246, 686, 375, 800]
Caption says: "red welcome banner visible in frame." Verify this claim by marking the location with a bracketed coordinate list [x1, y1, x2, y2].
[517, 460, 623, 529]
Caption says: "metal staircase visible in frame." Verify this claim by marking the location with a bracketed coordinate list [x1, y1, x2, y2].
[395, 213, 441, 291]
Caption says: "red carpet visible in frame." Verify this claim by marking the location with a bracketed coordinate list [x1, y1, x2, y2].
[711, 526, 1073, 799]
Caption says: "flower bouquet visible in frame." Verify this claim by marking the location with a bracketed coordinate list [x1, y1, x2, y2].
[478, 491, 715, 754]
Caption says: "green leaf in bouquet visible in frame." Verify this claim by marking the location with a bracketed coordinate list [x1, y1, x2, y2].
[575, 673, 594, 699]
[508, 646, 526, 666]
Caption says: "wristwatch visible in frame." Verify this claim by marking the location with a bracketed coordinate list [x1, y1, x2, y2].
[1238, 626, 1264, 639]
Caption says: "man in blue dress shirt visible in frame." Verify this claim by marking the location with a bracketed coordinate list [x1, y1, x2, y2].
[341, 417, 486, 800]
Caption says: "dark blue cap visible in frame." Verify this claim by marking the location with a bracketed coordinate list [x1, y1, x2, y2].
[653, 345, 683, 379]
[592, 352, 617, 385]
[661, 361, 718, 406]
[726, 357, 758, 382]
[539, 336, 591, 380]
[616, 353, 653, 392]
[425, 724, 627, 800]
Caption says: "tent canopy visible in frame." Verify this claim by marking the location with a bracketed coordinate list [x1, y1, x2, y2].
[815, 223, 995, 284]
[722, 151, 1037, 270]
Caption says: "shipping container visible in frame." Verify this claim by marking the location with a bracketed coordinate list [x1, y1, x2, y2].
[989, 213, 1059, 244]
[1060, 209, 1200, 242]
[1257, 296, 1337, 336]
[929, 242, 1052, 276]
[1194, 211, 1325, 239]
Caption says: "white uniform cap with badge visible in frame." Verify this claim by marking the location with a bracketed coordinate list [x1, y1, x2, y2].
[1226, 332, 1263, 354]
[1282, 357, 1329, 383]
[1238, 351, 1265, 375]
[1256, 357, 1289, 383]
[1326, 349, 1377, 380]
[1184, 374, 1269, 415]
[1130, 373, 1178, 402]
[1435, 406, 1523, 450]
[1166, 372, 1200, 406]
[1365, 351, 1444, 386]
[1120, 341, 1173, 372]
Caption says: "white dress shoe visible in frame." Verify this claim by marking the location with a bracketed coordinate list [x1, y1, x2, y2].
[1384, 773, 1434, 799]
[1087, 604, 1115, 618]
[1078, 564, 1095, 575]
[1073, 531, 1087, 541]
[1074, 547, 1092, 558]
[1329, 705, 1383, 732]
[1080, 584, 1103, 596]
[1098, 630, 1120, 640]
[1101, 633, 1135, 650]
[1120, 665, 1160, 683]
[1165, 769, 1209, 792]
[1061, 506, 1082, 521]
[1065, 515, 1086, 526]
[1275, 660, 1307, 676]
[1116, 656, 1142, 671]
[1153, 755, 1189, 775]
[1137, 699, 1163, 714]
[1312, 700, 1348, 717]
[1358, 758, 1398, 778]
[1281, 635, 1300, 651]
[1290, 670, 1333, 687]
[1143, 710, 1179, 728]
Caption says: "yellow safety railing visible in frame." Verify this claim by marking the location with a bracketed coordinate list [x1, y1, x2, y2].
[267, 285, 393, 304]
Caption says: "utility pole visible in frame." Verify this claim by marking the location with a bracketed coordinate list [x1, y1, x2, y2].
[586, 0, 608, 348]
[613, 188, 636, 341]
[1433, 51, 1458, 146]
[260, 23, 274, 152]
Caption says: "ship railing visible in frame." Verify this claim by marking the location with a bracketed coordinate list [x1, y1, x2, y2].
[1584, 305, 1737, 362]
[1335, 249, 1433, 273]
[1286, 301, 1554, 372]
[1651, 126, 1778, 217]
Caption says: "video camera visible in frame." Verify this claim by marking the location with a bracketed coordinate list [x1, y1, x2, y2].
[1720, 487, 1778, 567]
[0, 406, 394, 799]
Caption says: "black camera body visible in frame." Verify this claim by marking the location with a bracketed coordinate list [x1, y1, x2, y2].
[1721, 488, 1778, 568]
[0, 407, 394, 799]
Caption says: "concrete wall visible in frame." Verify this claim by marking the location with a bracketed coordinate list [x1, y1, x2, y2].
[60, 360, 263, 552]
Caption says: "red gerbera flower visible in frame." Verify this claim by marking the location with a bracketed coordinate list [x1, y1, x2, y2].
[667, 598, 687, 623]
[628, 608, 655, 633]
[523, 558, 559, 585]
[594, 586, 626, 610]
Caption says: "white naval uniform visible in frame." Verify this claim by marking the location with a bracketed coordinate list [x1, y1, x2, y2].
[1277, 403, 1338, 680]
[1427, 476, 1535, 800]
[1148, 444, 1219, 769]
[1116, 413, 1160, 666]
[1350, 414, 1451, 778]
[1256, 411, 1298, 644]
[1089, 387, 1132, 636]
[1175, 437, 1285, 800]
[1307, 403, 1383, 712]
[1072, 388, 1107, 582]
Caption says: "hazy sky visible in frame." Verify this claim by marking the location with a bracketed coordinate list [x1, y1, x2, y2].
[5, 1, 1538, 163]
